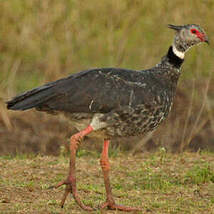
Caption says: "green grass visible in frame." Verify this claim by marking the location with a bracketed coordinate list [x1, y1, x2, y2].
[1, 151, 214, 213]
[184, 163, 214, 184]
[0, 0, 213, 154]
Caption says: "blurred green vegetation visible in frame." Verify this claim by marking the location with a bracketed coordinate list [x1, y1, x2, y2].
[0, 0, 213, 154]
[0, 0, 213, 97]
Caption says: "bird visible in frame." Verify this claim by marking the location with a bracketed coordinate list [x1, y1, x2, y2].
[7, 24, 209, 212]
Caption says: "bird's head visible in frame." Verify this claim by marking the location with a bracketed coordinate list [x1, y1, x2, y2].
[168, 24, 209, 55]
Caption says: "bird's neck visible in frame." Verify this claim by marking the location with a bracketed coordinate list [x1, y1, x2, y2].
[155, 45, 185, 86]
[172, 45, 185, 59]
[165, 45, 184, 68]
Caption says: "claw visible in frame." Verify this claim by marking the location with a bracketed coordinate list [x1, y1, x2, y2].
[55, 180, 68, 189]
[54, 178, 95, 211]
[100, 201, 141, 212]
[53, 179, 72, 208]
[47, 185, 55, 189]
[60, 185, 71, 208]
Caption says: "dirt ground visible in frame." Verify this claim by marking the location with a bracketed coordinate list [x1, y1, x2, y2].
[1, 152, 214, 214]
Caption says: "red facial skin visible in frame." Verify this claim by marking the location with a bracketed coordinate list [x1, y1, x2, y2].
[191, 28, 206, 42]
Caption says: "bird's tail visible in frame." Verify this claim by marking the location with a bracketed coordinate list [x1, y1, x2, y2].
[6, 84, 55, 111]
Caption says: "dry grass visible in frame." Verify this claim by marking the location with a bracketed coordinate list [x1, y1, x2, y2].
[1, 152, 214, 213]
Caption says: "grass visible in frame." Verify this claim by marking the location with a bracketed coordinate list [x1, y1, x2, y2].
[1, 151, 214, 213]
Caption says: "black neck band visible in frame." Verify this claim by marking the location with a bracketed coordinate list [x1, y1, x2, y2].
[167, 46, 184, 68]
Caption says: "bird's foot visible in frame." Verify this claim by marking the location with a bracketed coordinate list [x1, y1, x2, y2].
[55, 178, 94, 211]
[100, 200, 141, 212]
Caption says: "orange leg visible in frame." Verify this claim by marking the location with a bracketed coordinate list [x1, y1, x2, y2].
[55, 125, 94, 211]
[100, 140, 141, 212]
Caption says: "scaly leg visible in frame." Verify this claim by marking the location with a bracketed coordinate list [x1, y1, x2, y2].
[55, 125, 94, 211]
[100, 140, 141, 212]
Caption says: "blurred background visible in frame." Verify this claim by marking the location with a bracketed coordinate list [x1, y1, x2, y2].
[0, 0, 213, 156]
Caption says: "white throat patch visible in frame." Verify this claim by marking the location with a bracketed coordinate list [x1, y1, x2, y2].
[172, 45, 185, 59]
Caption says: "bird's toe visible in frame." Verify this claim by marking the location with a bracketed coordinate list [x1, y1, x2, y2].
[100, 200, 141, 212]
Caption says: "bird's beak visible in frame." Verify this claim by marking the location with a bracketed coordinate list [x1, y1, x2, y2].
[204, 35, 209, 45]
[198, 33, 209, 45]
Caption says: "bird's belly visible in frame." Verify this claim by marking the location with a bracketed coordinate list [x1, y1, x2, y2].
[102, 104, 171, 137]
[61, 102, 172, 139]
[105, 115, 165, 137]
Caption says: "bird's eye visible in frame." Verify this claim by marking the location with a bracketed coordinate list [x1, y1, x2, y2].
[191, 29, 197, 34]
